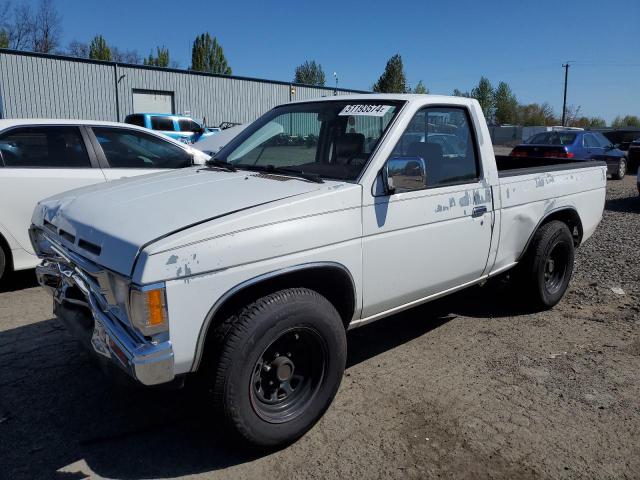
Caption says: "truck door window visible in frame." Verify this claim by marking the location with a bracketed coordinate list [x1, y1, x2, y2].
[150, 116, 175, 131]
[0, 126, 91, 168]
[92, 127, 192, 169]
[390, 107, 479, 188]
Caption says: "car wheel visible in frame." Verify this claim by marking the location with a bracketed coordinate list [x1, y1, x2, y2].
[522, 220, 575, 309]
[209, 288, 347, 447]
[613, 158, 626, 180]
[0, 244, 6, 283]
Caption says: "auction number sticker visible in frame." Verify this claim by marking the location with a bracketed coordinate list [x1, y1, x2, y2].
[339, 104, 392, 117]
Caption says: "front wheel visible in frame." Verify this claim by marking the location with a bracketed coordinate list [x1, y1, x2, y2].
[209, 288, 347, 447]
[612, 158, 626, 180]
[521, 220, 575, 309]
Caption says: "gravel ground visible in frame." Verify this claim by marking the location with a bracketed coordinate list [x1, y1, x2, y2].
[0, 176, 638, 480]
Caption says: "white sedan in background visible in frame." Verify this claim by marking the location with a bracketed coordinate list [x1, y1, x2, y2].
[0, 119, 210, 281]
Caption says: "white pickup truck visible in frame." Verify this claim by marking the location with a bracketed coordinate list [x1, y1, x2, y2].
[31, 95, 606, 447]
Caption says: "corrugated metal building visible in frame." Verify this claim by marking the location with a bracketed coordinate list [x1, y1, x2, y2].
[0, 49, 367, 126]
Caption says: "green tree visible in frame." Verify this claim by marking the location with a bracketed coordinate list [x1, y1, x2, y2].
[493, 81, 518, 125]
[518, 103, 557, 126]
[191, 33, 231, 74]
[412, 80, 429, 94]
[573, 116, 607, 128]
[293, 60, 325, 86]
[144, 46, 170, 67]
[611, 115, 640, 128]
[452, 88, 470, 97]
[372, 54, 407, 93]
[0, 30, 8, 49]
[88, 35, 111, 61]
[470, 76, 495, 121]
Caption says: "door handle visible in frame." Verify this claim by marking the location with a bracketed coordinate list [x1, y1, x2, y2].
[472, 206, 487, 218]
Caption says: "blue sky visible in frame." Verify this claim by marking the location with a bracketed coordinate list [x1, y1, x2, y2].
[46, 0, 640, 122]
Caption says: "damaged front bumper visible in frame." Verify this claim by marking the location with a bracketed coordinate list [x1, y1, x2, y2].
[34, 239, 175, 386]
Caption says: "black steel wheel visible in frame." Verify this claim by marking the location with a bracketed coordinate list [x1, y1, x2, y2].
[250, 327, 327, 424]
[209, 288, 346, 447]
[543, 242, 570, 296]
[523, 220, 575, 309]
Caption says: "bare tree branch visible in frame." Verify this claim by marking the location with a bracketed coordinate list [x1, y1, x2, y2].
[32, 0, 61, 53]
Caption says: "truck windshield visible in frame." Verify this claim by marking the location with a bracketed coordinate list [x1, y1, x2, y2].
[215, 100, 403, 181]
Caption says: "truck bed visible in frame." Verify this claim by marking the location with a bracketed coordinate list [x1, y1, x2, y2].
[489, 155, 607, 277]
[495, 155, 606, 177]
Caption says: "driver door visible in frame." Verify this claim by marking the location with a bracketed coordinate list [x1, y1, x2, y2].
[361, 106, 493, 318]
[87, 126, 194, 181]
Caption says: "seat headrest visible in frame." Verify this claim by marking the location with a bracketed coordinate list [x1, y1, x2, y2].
[407, 141, 443, 161]
[336, 133, 365, 158]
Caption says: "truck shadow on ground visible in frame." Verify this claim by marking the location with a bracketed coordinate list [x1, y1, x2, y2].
[604, 192, 640, 214]
[0, 288, 528, 480]
[0, 269, 39, 293]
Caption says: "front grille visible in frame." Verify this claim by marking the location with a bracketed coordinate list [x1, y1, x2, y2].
[59, 229, 76, 244]
[78, 239, 101, 256]
[43, 219, 56, 233]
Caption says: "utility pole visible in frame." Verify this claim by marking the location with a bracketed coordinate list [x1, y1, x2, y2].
[561, 62, 570, 126]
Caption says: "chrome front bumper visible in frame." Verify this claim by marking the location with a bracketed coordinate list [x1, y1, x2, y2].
[35, 245, 175, 386]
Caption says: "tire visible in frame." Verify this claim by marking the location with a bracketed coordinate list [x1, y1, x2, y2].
[0, 244, 6, 284]
[210, 288, 347, 448]
[521, 220, 575, 309]
[612, 158, 626, 180]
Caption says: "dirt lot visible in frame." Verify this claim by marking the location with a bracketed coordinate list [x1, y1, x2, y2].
[1, 176, 639, 480]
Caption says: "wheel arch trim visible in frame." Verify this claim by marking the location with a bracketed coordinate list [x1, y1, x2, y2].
[189, 261, 357, 372]
[516, 206, 583, 262]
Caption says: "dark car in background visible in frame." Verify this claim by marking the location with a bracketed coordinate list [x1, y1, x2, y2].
[601, 129, 640, 151]
[510, 130, 627, 180]
[629, 140, 640, 177]
[601, 129, 640, 173]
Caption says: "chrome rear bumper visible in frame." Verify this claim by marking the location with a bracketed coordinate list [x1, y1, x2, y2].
[35, 245, 175, 386]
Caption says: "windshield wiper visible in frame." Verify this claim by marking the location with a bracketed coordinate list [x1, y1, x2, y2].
[236, 164, 324, 183]
[204, 158, 237, 172]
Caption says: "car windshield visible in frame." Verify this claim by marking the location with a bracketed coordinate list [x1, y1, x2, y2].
[527, 132, 577, 145]
[215, 100, 403, 181]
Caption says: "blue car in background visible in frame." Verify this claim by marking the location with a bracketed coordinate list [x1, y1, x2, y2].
[510, 130, 628, 179]
[124, 113, 219, 145]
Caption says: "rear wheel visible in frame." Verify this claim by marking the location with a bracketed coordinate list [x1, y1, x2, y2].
[521, 221, 575, 309]
[209, 288, 346, 447]
[0, 244, 6, 284]
[612, 158, 626, 180]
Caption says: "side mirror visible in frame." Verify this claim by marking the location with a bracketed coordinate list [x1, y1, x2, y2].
[383, 156, 427, 194]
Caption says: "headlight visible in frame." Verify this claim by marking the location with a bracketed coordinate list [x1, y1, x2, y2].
[129, 284, 168, 336]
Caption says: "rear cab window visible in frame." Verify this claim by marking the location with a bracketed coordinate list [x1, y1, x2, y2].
[150, 116, 176, 132]
[178, 119, 201, 132]
[124, 114, 146, 128]
[0, 126, 91, 168]
[528, 132, 576, 145]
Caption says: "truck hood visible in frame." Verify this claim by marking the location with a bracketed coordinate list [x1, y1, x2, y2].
[32, 167, 324, 276]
